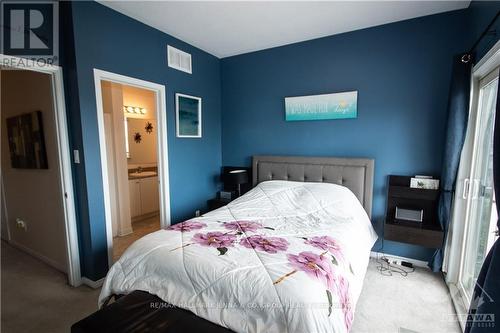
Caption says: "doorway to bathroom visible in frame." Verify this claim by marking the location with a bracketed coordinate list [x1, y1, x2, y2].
[93, 70, 171, 266]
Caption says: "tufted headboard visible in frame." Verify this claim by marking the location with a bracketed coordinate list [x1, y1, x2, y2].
[252, 155, 374, 218]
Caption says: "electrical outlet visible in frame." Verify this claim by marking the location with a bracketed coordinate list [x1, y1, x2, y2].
[195, 210, 200, 217]
[16, 218, 27, 231]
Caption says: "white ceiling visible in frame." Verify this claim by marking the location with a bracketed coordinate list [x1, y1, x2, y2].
[98, 1, 470, 58]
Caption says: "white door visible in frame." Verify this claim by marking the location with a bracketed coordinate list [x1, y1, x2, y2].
[458, 68, 499, 301]
[104, 114, 119, 237]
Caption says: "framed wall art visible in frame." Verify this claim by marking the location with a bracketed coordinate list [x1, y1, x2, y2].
[6, 111, 48, 169]
[176, 93, 202, 138]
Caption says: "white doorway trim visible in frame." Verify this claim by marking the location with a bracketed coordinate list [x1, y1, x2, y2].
[93, 69, 171, 268]
[0, 54, 82, 287]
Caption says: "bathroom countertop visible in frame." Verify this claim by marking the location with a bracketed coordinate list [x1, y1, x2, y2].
[128, 167, 158, 180]
[128, 171, 158, 180]
[128, 174, 157, 180]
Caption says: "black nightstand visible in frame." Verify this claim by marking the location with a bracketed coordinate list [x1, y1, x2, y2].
[207, 198, 230, 211]
[384, 175, 444, 248]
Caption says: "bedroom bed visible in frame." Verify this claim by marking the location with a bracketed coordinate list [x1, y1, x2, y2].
[76, 156, 377, 333]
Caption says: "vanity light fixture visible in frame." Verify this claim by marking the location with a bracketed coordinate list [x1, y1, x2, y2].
[123, 105, 147, 115]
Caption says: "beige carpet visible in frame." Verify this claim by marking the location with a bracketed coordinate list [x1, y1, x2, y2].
[351, 259, 462, 333]
[1, 241, 461, 333]
[1, 242, 100, 333]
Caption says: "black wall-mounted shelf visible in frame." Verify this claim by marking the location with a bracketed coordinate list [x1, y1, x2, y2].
[385, 175, 443, 248]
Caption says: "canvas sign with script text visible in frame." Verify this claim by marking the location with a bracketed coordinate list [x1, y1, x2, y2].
[285, 91, 358, 121]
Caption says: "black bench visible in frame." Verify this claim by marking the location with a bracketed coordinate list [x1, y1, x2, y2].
[72, 291, 234, 333]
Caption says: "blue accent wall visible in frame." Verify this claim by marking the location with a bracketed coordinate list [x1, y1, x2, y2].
[66, 2, 222, 279]
[220, 10, 470, 261]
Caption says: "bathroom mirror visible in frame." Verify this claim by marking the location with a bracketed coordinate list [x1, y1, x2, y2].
[126, 118, 158, 165]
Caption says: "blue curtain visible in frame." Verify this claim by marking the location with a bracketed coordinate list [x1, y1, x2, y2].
[465, 74, 500, 333]
[429, 54, 473, 272]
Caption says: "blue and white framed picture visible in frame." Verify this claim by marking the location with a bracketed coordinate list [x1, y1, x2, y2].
[285, 91, 358, 121]
[176, 93, 202, 138]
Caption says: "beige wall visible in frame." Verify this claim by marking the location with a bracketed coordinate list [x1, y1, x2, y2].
[1, 69, 67, 272]
[1, 177, 8, 240]
[122, 84, 157, 167]
[101, 80, 114, 114]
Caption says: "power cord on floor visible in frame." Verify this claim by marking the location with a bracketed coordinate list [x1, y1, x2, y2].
[375, 253, 415, 277]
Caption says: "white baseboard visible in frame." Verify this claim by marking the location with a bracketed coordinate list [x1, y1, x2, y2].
[370, 251, 429, 268]
[82, 276, 105, 289]
[8, 239, 67, 273]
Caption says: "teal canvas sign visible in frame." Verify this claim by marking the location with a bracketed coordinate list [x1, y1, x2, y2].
[285, 91, 358, 121]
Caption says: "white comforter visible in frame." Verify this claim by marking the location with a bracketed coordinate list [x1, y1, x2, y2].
[99, 180, 378, 333]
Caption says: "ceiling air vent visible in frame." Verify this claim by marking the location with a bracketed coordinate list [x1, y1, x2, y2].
[167, 45, 192, 74]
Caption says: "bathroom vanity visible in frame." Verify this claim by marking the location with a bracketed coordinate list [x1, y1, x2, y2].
[128, 173, 159, 219]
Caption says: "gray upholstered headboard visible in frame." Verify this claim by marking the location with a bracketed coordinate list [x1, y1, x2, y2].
[252, 155, 374, 218]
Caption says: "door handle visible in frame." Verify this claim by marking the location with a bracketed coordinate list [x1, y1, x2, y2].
[462, 178, 470, 199]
